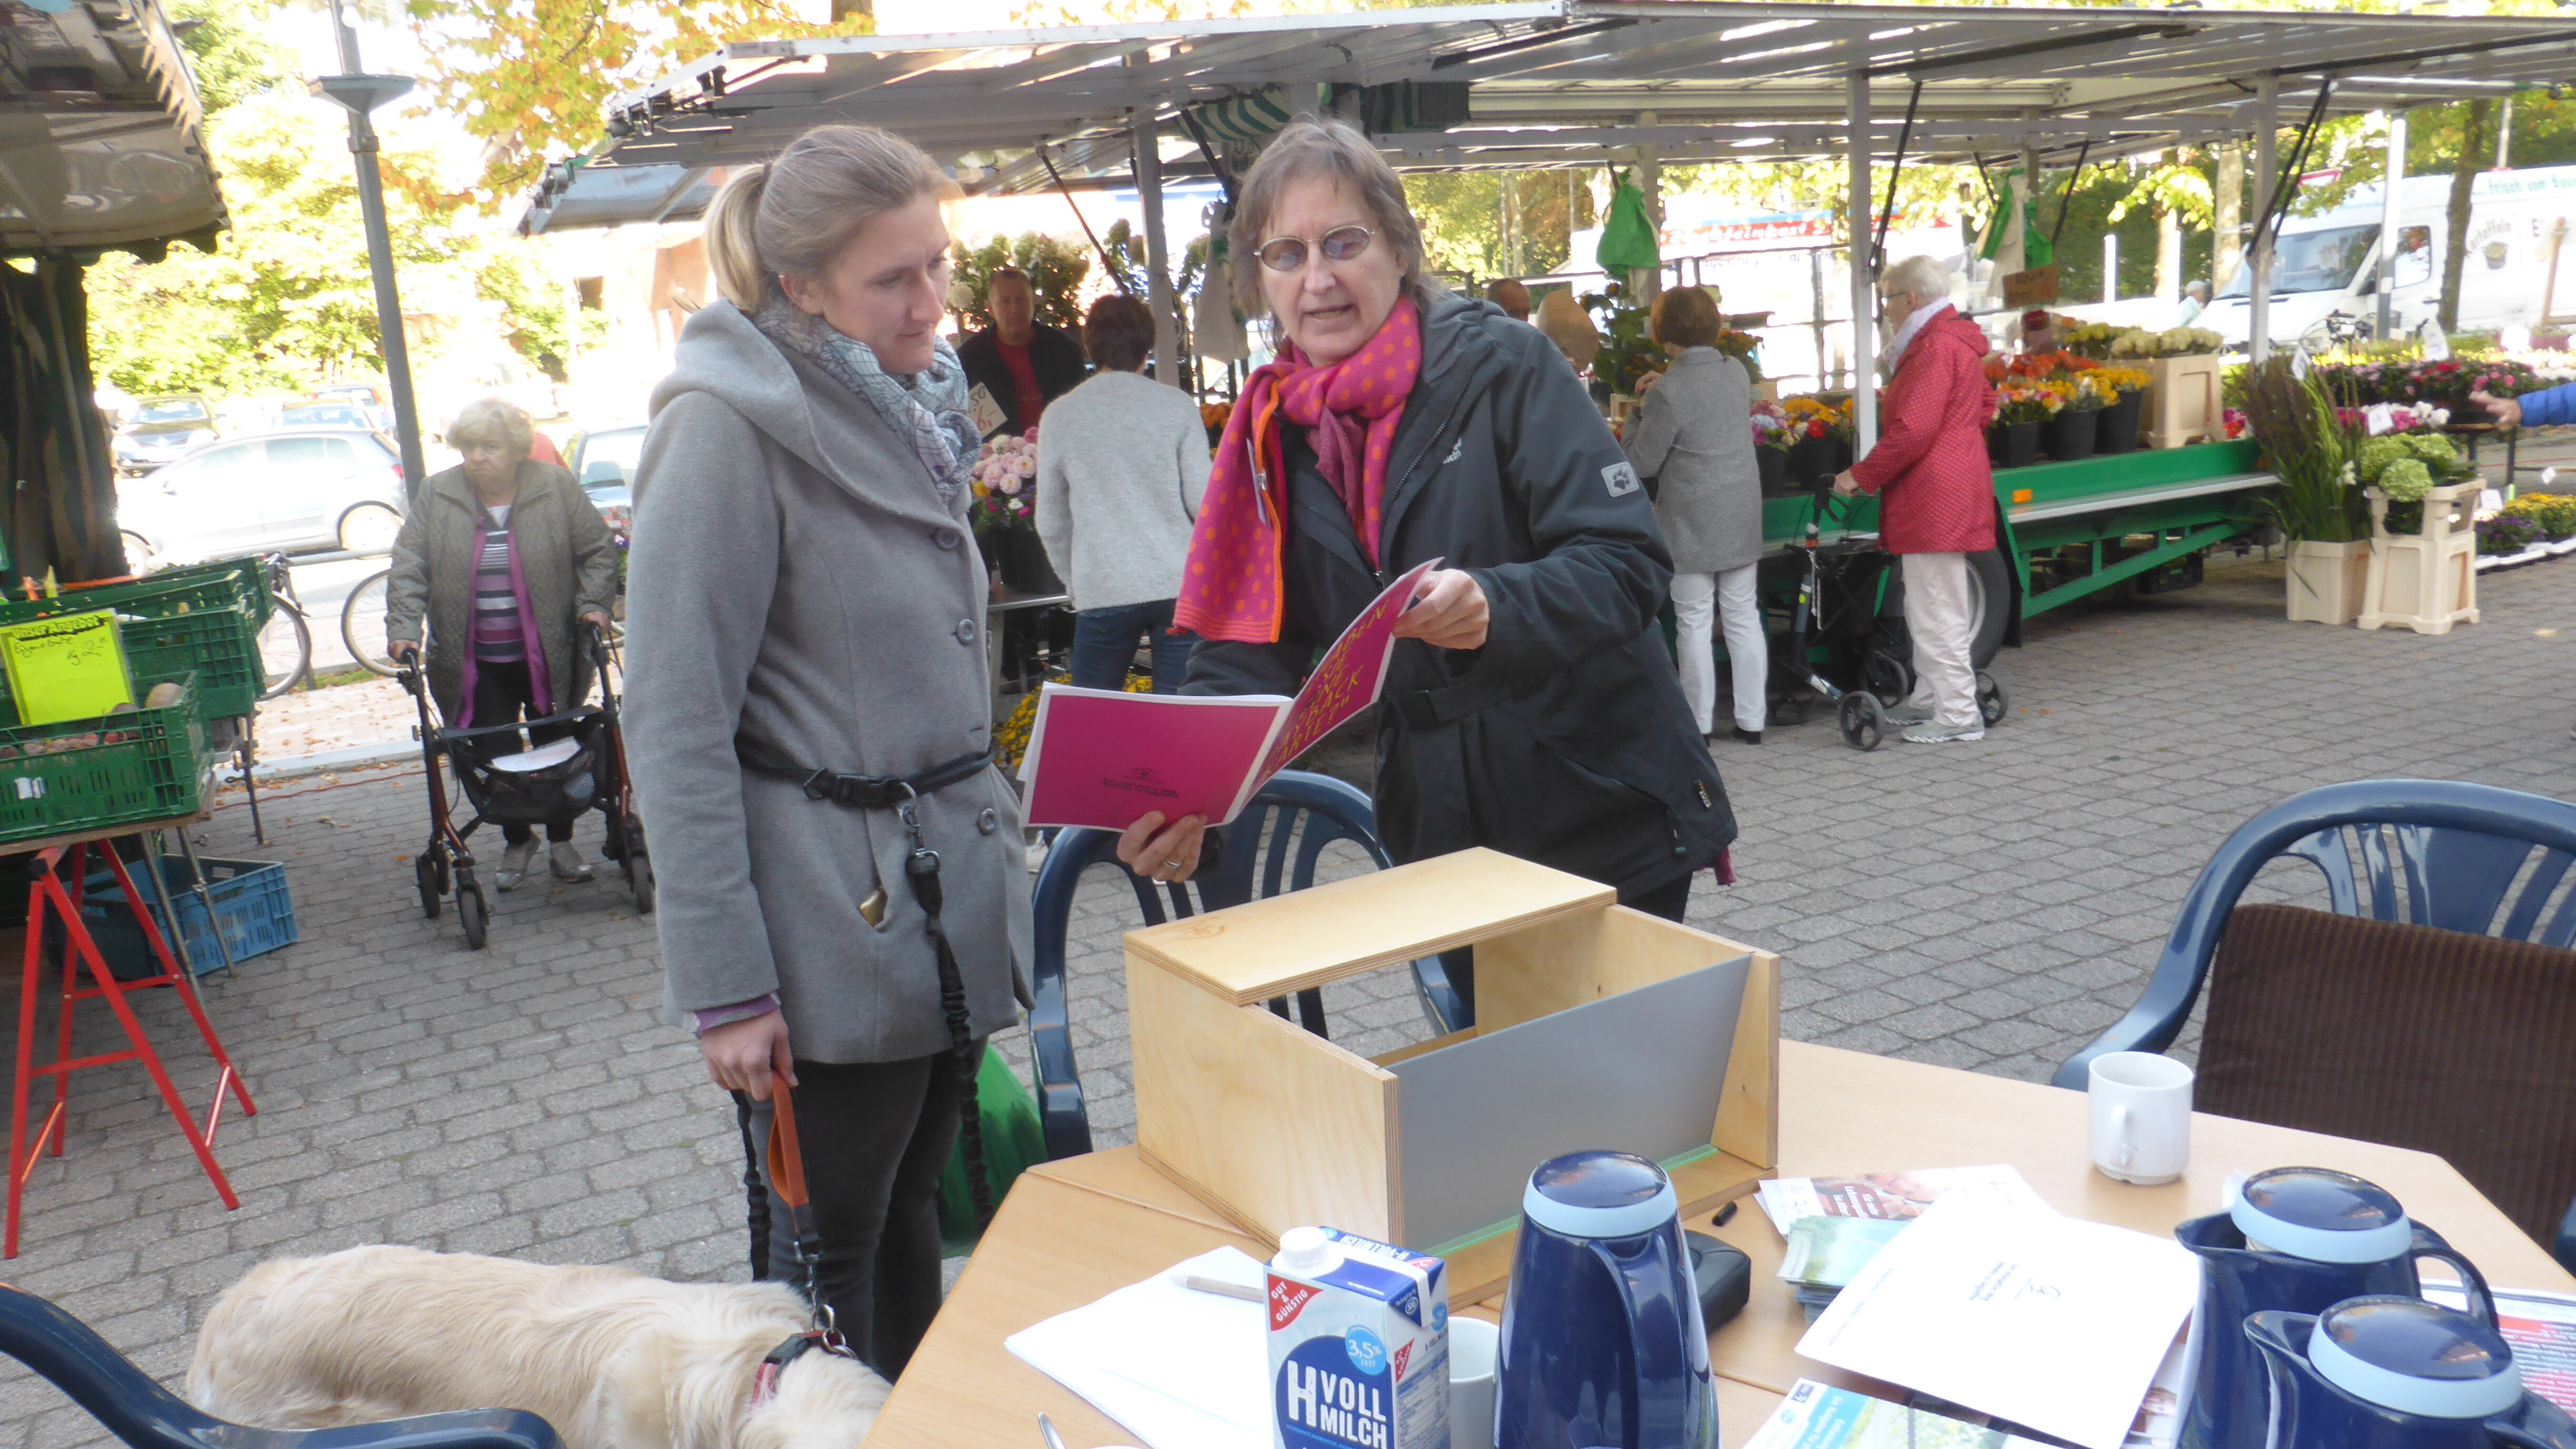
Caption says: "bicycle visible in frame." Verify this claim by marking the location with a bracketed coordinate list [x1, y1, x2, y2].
[341, 566, 399, 677]
[255, 553, 315, 700]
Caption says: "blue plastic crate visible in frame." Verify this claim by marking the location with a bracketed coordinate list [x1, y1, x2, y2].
[78, 856, 295, 978]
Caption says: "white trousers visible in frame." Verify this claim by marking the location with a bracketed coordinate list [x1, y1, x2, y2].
[1901, 551, 1980, 728]
[1673, 564, 1769, 734]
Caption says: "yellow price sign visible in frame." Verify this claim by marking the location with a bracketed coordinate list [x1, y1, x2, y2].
[0, 610, 135, 726]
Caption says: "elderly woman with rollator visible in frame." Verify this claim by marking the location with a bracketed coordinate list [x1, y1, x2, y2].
[386, 397, 617, 890]
[623, 123, 1028, 1378]
[1834, 254, 1998, 745]
[1114, 117, 1734, 1017]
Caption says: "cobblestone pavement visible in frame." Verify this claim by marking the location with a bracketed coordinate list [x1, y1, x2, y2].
[3, 544, 2574, 1448]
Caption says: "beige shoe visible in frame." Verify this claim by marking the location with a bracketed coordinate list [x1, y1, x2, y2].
[496, 839, 539, 891]
[549, 842, 595, 883]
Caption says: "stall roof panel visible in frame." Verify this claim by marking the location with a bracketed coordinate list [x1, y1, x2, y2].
[519, 0, 2576, 231]
[0, 0, 225, 257]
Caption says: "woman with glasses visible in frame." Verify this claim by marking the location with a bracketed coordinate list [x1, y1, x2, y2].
[1113, 118, 1734, 1009]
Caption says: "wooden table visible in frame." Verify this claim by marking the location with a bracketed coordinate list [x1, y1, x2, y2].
[868, 1041, 2575, 1447]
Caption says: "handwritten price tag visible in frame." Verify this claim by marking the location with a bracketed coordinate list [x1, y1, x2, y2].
[1, 610, 135, 726]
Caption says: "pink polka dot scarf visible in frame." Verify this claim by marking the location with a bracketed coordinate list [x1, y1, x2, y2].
[1176, 298, 1422, 644]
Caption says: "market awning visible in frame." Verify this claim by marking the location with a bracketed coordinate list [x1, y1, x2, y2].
[518, 0, 2576, 232]
[0, 0, 226, 259]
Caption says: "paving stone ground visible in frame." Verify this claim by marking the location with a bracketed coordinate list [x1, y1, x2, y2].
[3, 518, 2575, 1447]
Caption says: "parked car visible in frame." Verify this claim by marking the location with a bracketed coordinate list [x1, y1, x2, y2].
[116, 427, 407, 565]
[112, 393, 219, 475]
[278, 402, 378, 430]
[567, 423, 645, 513]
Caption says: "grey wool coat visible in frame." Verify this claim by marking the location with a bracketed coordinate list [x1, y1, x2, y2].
[384, 461, 618, 727]
[1620, 347, 1765, 575]
[625, 300, 1032, 1064]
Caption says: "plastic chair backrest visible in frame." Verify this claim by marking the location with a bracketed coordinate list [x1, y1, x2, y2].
[1025, 770, 1464, 1161]
[2053, 778, 2576, 1091]
[0, 1282, 562, 1449]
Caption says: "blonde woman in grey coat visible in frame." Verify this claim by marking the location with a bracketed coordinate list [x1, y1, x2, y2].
[1624, 285, 1769, 743]
[622, 124, 1030, 1378]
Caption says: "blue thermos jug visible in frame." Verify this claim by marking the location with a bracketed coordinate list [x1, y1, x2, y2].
[2178, 1166, 2496, 1449]
[2244, 1296, 2576, 1449]
[1496, 1151, 1716, 1449]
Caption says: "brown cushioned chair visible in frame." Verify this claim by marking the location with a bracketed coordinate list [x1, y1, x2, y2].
[2057, 779, 2576, 1270]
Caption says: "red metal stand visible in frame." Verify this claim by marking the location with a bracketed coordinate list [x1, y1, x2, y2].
[7, 837, 256, 1258]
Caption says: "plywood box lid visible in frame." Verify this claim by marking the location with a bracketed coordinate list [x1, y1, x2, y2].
[1127, 847, 1614, 1004]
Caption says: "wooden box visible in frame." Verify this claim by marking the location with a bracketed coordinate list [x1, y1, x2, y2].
[1127, 847, 1779, 1305]
[2144, 353, 2225, 449]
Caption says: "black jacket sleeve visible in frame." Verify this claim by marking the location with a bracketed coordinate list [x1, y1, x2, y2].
[1469, 325, 1675, 678]
[1034, 325, 1091, 405]
[955, 330, 1011, 431]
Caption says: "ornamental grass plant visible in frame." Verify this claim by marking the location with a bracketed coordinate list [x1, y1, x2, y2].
[2242, 357, 2366, 544]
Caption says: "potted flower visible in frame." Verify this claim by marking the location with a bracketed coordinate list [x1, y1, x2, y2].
[1750, 399, 1793, 494]
[1989, 381, 2052, 469]
[1781, 396, 1840, 488]
[2047, 373, 2107, 461]
[2093, 366, 2149, 454]
[2241, 357, 2368, 624]
[2354, 428, 2482, 632]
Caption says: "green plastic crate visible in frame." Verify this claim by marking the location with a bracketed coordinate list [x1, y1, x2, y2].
[0, 556, 273, 632]
[0, 610, 260, 730]
[0, 673, 211, 845]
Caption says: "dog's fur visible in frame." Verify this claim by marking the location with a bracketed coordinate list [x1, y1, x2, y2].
[189, 1246, 888, 1449]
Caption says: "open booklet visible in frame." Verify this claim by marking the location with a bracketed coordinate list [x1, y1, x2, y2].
[1019, 558, 1439, 831]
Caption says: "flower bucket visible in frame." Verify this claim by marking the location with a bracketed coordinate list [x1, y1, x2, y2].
[2047, 407, 2102, 461]
[2285, 538, 2370, 626]
[1787, 435, 1837, 489]
[1991, 421, 2041, 470]
[1755, 447, 1790, 495]
[2097, 392, 2144, 455]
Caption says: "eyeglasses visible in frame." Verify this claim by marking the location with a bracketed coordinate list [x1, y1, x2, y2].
[1255, 225, 1375, 273]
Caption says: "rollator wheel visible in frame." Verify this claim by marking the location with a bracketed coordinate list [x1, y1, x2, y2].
[1976, 672, 2008, 727]
[1838, 693, 1886, 752]
[416, 854, 442, 920]
[1865, 649, 1912, 707]
[458, 879, 489, 950]
[630, 849, 656, 916]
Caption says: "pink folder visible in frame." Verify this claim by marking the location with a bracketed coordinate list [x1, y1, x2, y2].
[1020, 559, 1439, 830]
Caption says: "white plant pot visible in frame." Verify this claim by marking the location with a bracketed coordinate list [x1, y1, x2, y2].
[2358, 482, 2481, 635]
[2285, 538, 2370, 626]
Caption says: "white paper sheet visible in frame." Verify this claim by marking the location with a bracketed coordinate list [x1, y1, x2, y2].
[1005, 1246, 1271, 1449]
[488, 737, 579, 772]
[1754, 1164, 2051, 1234]
[1794, 1198, 2198, 1449]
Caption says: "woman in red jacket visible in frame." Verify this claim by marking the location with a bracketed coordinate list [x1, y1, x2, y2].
[1834, 255, 1997, 744]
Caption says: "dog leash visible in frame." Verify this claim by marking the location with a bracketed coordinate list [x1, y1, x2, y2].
[749, 1078, 864, 1401]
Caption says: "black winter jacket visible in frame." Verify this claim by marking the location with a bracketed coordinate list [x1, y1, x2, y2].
[957, 323, 1089, 437]
[1185, 292, 1735, 901]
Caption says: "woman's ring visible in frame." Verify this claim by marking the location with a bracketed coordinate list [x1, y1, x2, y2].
[1162, 857, 1183, 870]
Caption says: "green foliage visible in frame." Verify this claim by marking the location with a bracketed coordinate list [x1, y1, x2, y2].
[1581, 285, 1661, 395]
[1098, 220, 1208, 317]
[1408, 171, 1573, 283]
[2357, 435, 2412, 486]
[2377, 457, 2435, 503]
[84, 92, 573, 396]
[2241, 356, 2366, 543]
[2401, 431, 2460, 472]
[951, 233, 1092, 331]
[167, 0, 297, 114]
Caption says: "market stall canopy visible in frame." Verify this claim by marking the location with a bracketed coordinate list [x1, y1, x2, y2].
[0, 0, 225, 259]
[517, 0, 2575, 233]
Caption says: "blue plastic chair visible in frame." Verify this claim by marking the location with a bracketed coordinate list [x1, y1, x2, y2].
[1027, 770, 1466, 1161]
[0, 1282, 562, 1449]
[2052, 778, 2576, 1271]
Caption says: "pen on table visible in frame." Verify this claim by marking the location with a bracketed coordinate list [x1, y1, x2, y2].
[1173, 1273, 1265, 1302]
[1038, 1411, 1068, 1449]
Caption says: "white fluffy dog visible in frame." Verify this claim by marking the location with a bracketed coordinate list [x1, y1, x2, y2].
[189, 1245, 889, 1449]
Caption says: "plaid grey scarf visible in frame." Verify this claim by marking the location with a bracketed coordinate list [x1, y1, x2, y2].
[754, 298, 977, 510]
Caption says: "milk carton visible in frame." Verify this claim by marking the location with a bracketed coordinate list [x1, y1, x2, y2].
[1266, 1226, 1450, 1449]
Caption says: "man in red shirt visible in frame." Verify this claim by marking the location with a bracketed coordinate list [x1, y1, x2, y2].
[957, 268, 1089, 438]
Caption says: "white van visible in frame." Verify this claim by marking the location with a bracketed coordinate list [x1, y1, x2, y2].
[2197, 164, 2576, 348]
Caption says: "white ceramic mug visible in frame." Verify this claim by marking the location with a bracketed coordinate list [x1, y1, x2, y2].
[2088, 1051, 2194, 1185]
[1450, 1315, 1499, 1449]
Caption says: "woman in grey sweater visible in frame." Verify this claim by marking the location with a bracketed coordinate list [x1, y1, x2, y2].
[622, 124, 1029, 1377]
[1623, 285, 1769, 743]
[1034, 294, 1211, 691]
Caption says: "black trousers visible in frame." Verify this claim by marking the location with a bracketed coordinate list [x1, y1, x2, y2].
[1441, 871, 1694, 1020]
[738, 1041, 982, 1378]
[468, 661, 573, 845]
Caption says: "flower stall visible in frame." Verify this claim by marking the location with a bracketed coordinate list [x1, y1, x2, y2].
[972, 430, 1060, 595]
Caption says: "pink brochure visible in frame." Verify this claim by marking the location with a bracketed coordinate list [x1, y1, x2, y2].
[1019, 558, 1440, 831]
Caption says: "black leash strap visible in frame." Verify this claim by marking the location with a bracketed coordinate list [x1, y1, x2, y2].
[896, 793, 995, 1230]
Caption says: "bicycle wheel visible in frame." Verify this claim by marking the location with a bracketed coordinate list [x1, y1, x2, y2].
[341, 568, 400, 677]
[258, 606, 312, 699]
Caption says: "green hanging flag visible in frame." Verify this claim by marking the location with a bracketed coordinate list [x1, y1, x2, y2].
[1596, 170, 1661, 274]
